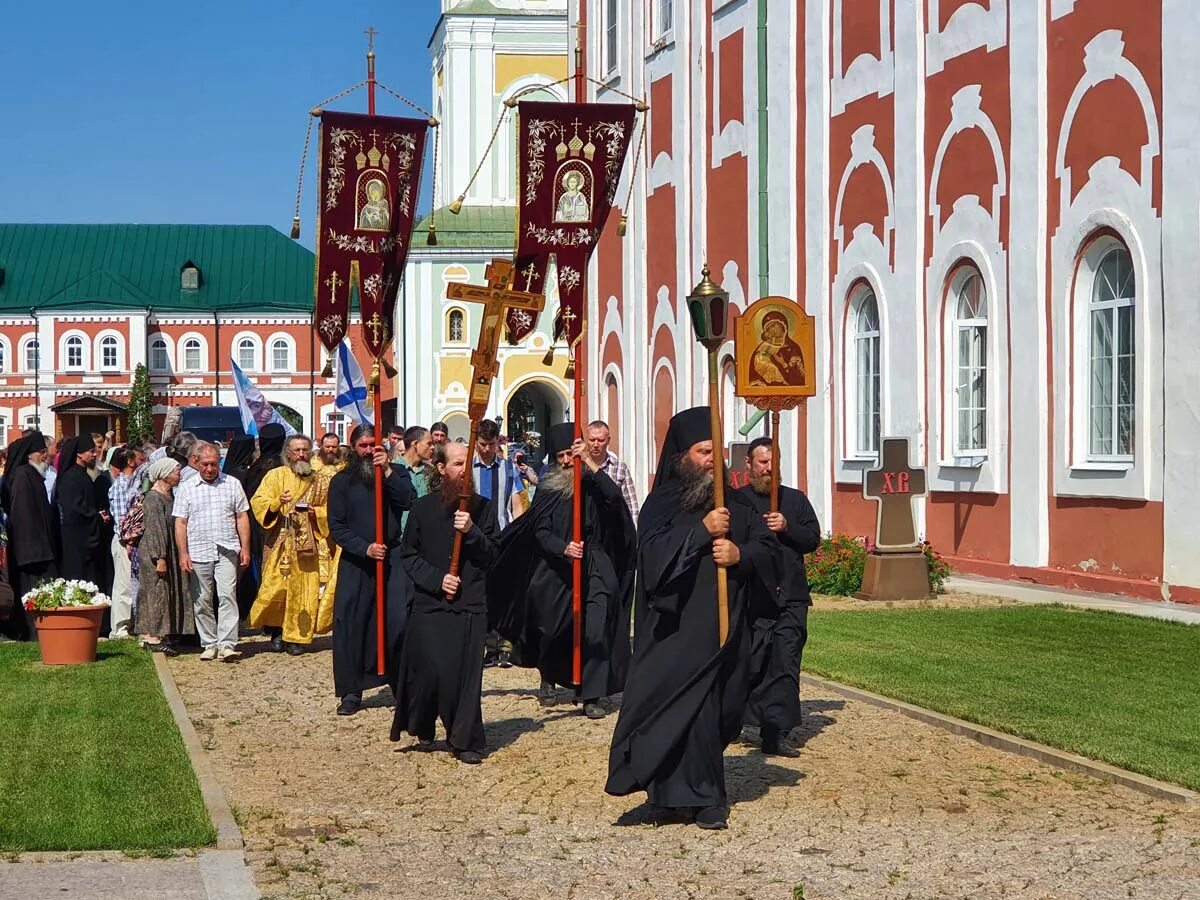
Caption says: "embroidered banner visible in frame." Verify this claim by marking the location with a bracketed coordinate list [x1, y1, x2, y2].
[314, 111, 428, 360]
[510, 101, 636, 345]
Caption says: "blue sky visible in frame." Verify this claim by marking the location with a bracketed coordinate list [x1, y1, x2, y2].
[0, 1, 443, 246]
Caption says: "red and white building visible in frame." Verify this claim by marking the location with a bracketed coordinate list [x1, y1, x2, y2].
[579, 0, 1200, 601]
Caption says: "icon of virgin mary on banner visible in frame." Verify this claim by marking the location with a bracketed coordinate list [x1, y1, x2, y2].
[313, 110, 429, 361]
[508, 101, 637, 345]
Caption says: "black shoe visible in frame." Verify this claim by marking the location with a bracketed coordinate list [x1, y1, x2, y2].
[538, 680, 556, 707]
[695, 806, 729, 830]
[483, 649, 499, 668]
[336, 694, 362, 716]
[456, 750, 484, 765]
[496, 649, 513, 669]
[284, 642, 303, 656]
[762, 738, 800, 758]
[269, 633, 284, 653]
[582, 701, 606, 720]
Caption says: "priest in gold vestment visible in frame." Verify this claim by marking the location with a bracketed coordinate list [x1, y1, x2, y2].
[249, 435, 335, 653]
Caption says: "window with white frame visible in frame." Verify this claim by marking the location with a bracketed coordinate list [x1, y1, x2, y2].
[0, 415, 9, 441]
[236, 337, 257, 371]
[270, 338, 291, 372]
[150, 337, 170, 372]
[656, 0, 673, 38]
[446, 308, 465, 344]
[65, 335, 84, 370]
[1087, 244, 1135, 460]
[182, 338, 202, 372]
[950, 268, 987, 455]
[603, 0, 619, 74]
[23, 338, 39, 372]
[23, 414, 39, 432]
[325, 412, 349, 444]
[0, 342, 6, 374]
[99, 335, 119, 369]
[851, 288, 881, 456]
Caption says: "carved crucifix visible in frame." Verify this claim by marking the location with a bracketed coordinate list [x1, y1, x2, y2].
[862, 437, 928, 551]
[446, 258, 546, 415]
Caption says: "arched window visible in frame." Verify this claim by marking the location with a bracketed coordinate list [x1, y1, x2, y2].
[1088, 245, 1135, 459]
[447, 308, 465, 344]
[23, 338, 39, 372]
[65, 335, 84, 369]
[99, 335, 119, 369]
[851, 289, 881, 456]
[237, 337, 257, 371]
[183, 338, 202, 372]
[150, 338, 170, 372]
[951, 269, 987, 454]
[271, 338, 290, 372]
[0, 341, 6, 374]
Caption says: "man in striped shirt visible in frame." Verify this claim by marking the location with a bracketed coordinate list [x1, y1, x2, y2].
[585, 420, 639, 524]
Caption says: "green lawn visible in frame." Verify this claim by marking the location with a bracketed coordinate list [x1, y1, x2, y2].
[0, 640, 215, 851]
[805, 604, 1200, 790]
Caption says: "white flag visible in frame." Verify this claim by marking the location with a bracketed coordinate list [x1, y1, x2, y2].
[231, 359, 296, 437]
[334, 339, 374, 425]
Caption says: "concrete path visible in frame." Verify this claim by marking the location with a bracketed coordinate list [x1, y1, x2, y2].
[946, 573, 1200, 625]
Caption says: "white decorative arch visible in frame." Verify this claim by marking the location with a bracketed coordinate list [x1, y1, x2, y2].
[148, 332, 175, 373]
[711, 8, 749, 166]
[926, 1, 1007, 75]
[93, 328, 126, 371]
[831, 0, 894, 115]
[18, 334, 40, 373]
[601, 361, 625, 450]
[58, 329, 90, 371]
[648, 151, 674, 193]
[831, 256, 890, 480]
[651, 285, 677, 340]
[720, 260, 746, 314]
[929, 85, 1008, 234]
[833, 125, 896, 261]
[230, 331, 262, 371]
[177, 331, 209, 373]
[0, 334, 12, 374]
[1055, 30, 1160, 218]
[651, 356, 677, 420]
[600, 295, 623, 354]
[265, 332, 296, 373]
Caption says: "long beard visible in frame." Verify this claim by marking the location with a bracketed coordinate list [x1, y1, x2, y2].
[319, 450, 340, 466]
[354, 456, 375, 484]
[540, 464, 574, 497]
[31, 461, 48, 476]
[439, 476, 463, 509]
[678, 460, 716, 514]
[748, 473, 773, 497]
[289, 460, 313, 477]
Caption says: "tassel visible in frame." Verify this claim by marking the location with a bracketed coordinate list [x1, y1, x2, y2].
[635, 100, 650, 113]
[321, 359, 333, 379]
[617, 214, 627, 238]
[290, 216, 301, 240]
[542, 346, 555, 366]
[448, 196, 464, 215]
[427, 222, 438, 245]
[564, 358, 576, 380]
[381, 358, 398, 379]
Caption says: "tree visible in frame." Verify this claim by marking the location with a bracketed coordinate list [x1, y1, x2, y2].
[127, 363, 155, 444]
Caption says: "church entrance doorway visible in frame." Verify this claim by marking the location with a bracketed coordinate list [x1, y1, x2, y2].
[504, 379, 568, 465]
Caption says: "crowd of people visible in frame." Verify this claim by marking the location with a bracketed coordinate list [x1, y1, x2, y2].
[0, 407, 820, 830]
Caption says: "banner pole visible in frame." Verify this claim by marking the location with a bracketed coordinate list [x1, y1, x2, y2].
[570, 0, 586, 688]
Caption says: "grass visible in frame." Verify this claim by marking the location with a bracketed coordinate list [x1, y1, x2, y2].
[805, 604, 1200, 790]
[0, 640, 216, 851]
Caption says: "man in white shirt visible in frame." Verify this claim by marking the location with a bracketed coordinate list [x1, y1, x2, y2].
[174, 442, 251, 660]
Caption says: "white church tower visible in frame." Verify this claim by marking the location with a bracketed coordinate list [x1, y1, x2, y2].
[398, 0, 570, 452]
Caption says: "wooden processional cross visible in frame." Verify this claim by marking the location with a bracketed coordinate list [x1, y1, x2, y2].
[444, 258, 546, 576]
[862, 437, 928, 550]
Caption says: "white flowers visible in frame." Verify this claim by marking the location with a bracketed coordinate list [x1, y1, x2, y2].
[22, 578, 112, 612]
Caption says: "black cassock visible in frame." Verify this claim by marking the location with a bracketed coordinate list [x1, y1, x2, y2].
[55, 438, 106, 585]
[606, 408, 780, 810]
[328, 464, 415, 699]
[735, 483, 822, 741]
[0, 434, 60, 639]
[490, 467, 636, 701]
[390, 493, 498, 754]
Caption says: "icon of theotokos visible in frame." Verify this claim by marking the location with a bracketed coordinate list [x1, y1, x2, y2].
[749, 311, 806, 387]
[357, 177, 390, 231]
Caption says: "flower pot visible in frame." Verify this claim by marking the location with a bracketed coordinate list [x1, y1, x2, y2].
[33, 604, 106, 665]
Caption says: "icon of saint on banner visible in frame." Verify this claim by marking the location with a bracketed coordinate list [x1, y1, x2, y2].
[356, 175, 391, 232]
[554, 169, 592, 224]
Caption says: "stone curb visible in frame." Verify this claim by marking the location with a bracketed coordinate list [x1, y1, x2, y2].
[799, 673, 1200, 805]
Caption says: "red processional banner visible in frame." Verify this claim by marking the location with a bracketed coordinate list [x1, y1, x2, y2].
[509, 101, 637, 345]
[314, 111, 428, 360]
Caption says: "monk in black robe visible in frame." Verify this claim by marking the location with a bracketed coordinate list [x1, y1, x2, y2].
[736, 438, 822, 757]
[605, 407, 780, 830]
[54, 436, 108, 584]
[0, 433, 60, 639]
[223, 435, 259, 619]
[328, 425, 415, 715]
[491, 422, 636, 718]
[390, 442, 498, 764]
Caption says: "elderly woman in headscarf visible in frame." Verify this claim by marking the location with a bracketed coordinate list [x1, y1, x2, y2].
[1, 432, 60, 640]
[135, 457, 193, 654]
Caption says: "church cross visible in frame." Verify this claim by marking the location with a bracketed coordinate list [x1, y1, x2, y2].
[324, 271, 343, 302]
[520, 261, 541, 292]
[570, 117, 583, 136]
[366, 312, 384, 346]
[368, 129, 380, 146]
[560, 304, 577, 336]
[364, 26, 378, 53]
[446, 258, 546, 416]
[862, 437, 928, 550]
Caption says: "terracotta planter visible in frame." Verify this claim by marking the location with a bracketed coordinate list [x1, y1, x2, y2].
[33, 604, 106, 665]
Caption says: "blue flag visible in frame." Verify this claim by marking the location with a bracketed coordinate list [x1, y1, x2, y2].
[335, 339, 374, 425]
[230, 359, 296, 437]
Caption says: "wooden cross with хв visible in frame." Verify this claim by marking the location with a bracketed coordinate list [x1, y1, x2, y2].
[446, 258, 545, 410]
[862, 437, 928, 551]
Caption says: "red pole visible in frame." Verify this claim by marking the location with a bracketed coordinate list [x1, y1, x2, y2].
[570, 6, 586, 687]
[367, 40, 387, 677]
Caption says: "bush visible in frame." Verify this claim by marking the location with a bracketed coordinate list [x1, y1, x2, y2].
[804, 534, 954, 596]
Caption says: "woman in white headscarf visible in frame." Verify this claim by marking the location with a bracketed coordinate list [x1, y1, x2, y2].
[135, 458, 193, 654]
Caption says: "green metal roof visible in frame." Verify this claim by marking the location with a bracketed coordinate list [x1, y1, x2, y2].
[0, 224, 316, 313]
[443, 0, 564, 16]
[416, 205, 515, 250]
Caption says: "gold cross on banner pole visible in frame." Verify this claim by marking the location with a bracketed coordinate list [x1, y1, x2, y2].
[364, 26, 378, 53]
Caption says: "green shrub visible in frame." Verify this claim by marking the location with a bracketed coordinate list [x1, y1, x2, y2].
[804, 534, 953, 596]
